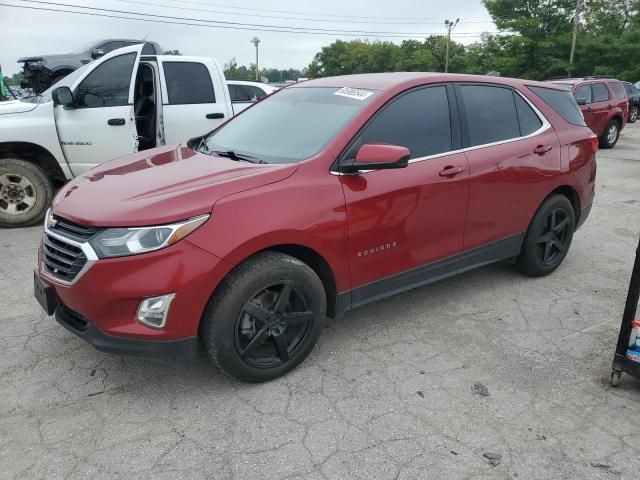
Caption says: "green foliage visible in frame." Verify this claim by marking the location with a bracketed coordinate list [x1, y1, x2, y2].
[223, 57, 306, 83]
[306, 0, 640, 81]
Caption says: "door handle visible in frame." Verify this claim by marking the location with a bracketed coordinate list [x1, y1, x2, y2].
[533, 145, 552, 155]
[107, 118, 126, 126]
[206, 113, 225, 119]
[439, 165, 465, 177]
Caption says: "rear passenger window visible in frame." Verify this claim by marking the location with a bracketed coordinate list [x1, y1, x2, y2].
[528, 86, 586, 127]
[354, 86, 452, 159]
[514, 93, 543, 136]
[609, 82, 626, 100]
[574, 84, 592, 103]
[459, 85, 520, 146]
[163, 62, 215, 104]
[592, 83, 609, 102]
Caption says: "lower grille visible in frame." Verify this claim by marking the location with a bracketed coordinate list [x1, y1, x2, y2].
[42, 233, 87, 282]
[56, 305, 89, 332]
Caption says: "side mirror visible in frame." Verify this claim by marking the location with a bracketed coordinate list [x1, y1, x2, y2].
[91, 48, 105, 59]
[52, 86, 74, 107]
[341, 143, 411, 174]
[576, 97, 588, 105]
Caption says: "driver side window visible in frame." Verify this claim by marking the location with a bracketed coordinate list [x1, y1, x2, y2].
[76, 53, 136, 108]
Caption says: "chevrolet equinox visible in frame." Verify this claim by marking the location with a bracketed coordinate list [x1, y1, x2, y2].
[35, 73, 598, 382]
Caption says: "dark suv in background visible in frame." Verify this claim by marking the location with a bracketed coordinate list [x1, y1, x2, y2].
[549, 76, 628, 148]
[18, 39, 162, 93]
[622, 81, 640, 123]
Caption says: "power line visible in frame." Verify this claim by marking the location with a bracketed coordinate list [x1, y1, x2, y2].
[2, 1, 497, 38]
[110, 0, 495, 26]
[10, 0, 495, 37]
[135, 0, 493, 23]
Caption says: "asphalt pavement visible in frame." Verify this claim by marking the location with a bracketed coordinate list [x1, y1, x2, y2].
[2, 123, 640, 479]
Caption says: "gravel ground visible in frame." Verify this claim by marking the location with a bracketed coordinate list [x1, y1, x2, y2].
[1, 123, 640, 479]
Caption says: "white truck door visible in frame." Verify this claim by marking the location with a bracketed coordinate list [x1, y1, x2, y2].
[158, 57, 232, 144]
[54, 44, 143, 176]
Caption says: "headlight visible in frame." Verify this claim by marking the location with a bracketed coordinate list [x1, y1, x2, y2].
[27, 60, 45, 67]
[89, 214, 209, 258]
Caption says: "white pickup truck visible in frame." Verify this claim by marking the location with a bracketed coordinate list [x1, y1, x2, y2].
[0, 44, 237, 228]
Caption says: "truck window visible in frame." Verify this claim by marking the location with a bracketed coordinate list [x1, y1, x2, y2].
[163, 62, 215, 105]
[574, 84, 592, 104]
[609, 82, 626, 100]
[98, 41, 125, 54]
[229, 84, 249, 102]
[76, 52, 137, 108]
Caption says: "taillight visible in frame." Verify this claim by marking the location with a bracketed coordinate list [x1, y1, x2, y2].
[588, 135, 599, 153]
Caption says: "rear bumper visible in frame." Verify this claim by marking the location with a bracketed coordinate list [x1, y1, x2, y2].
[55, 304, 200, 364]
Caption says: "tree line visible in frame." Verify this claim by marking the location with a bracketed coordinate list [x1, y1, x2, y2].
[308, 0, 640, 81]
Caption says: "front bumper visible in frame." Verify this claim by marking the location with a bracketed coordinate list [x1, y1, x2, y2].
[55, 304, 200, 364]
[37, 235, 234, 360]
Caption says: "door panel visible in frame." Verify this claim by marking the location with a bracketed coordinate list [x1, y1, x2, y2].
[339, 85, 468, 289]
[55, 45, 143, 175]
[159, 58, 232, 144]
[342, 154, 469, 288]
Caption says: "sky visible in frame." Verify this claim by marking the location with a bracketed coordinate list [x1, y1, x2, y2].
[0, 0, 496, 76]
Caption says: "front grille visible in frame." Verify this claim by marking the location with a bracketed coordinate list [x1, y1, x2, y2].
[42, 233, 87, 282]
[50, 216, 100, 242]
[56, 305, 89, 332]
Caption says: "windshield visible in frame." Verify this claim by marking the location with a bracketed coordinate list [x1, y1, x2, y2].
[24, 63, 92, 103]
[72, 41, 99, 54]
[202, 86, 377, 164]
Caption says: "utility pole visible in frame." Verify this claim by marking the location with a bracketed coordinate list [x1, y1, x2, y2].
[569, 0, 581, 70]
[444, 18, 459, 73]
[251, 37, 261, 81]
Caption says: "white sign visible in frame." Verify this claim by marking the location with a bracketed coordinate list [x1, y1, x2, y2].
[334, 87, 374, 101]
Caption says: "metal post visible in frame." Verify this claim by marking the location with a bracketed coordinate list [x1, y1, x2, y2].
[444, 18, 459, 73]
[251, 37, 261, 81]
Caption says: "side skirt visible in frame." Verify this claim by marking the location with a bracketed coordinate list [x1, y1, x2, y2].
[335, 233, 524, 315]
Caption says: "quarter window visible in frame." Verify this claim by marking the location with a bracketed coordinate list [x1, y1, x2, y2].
[460, 85, 520, 146]
[163, 62, 215, 104]
[574, 84, 592, 104]
[514, 93, 543, 136]
[76, 52, 136, 107]
[351, 86, 452, 159]
[592, 83, 610, 102]
[528, 86, 586, 127]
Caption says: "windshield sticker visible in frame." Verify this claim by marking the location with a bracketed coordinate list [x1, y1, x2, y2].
[334, 87, 374, 101]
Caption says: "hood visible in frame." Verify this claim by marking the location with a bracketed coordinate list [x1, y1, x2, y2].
[52, 144, 299, 227]
[0, 100, 38, 115]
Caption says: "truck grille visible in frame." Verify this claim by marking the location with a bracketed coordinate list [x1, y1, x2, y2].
[42, 234, 88, 282]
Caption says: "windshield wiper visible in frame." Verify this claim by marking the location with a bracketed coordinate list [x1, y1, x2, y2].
[211, 150, 267, 164]
[197, 136, 210, 154]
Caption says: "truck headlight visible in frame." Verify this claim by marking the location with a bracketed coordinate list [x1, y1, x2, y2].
[89, 214, 209, 258]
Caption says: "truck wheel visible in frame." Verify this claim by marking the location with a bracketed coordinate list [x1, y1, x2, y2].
[516, 194, 575, 277]
[629, 105, 638, 124]
[599, 119, 620, 149]
[200, 251, 326, 383]
[0, 159, 53, 228]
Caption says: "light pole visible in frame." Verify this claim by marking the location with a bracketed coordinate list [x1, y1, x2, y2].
[251, 37, 261, 81]
[569, 0, 581, 71]
[444, 18, 459, 73]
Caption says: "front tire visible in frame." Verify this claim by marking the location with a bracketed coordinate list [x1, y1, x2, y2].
[599, 119, 620, 149]
[200, 252, 326, 382]
[629, 105, 638, 124]
[516, 194, 575, 277]
[0, 158, 52, 228]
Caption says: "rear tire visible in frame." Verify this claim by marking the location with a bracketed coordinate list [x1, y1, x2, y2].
[200, 252, 326, 383]
[629, 105, 638, 124]
[516, 194, 575, 277]
[0, 158, 52, 228]
[599, 119, 620, 149]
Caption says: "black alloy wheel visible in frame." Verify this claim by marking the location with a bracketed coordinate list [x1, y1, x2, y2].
[235, 282, 315, 368]
[536, 208, 571, 266]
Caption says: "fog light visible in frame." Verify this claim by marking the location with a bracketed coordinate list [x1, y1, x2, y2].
[136, 294, 176, 329]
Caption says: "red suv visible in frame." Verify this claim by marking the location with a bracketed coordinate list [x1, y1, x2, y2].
[34, 74, 598, 382]
[550, 77, 628, 148]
